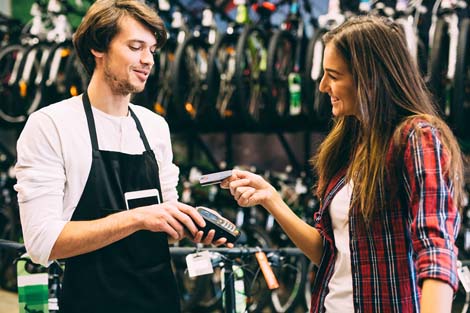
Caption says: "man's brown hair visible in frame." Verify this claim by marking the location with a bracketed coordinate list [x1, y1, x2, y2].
[73, 0, 167, 75]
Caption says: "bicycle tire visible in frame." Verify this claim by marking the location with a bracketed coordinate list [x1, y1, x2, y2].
[172, 34, 210, 122]
[0, 42, 47, 126]
[63, 49, 89, 99]
[304, 28, 331, 125]
[0, 179, 21, 292]
[37, 41, 74, 109]
[234, 26, 269, 124]
[270, 253, 308, 313]
[303, 261, 318, 312]
[0, 44, 25, 127]
[131, 48, 160, 110]
[153, 39, 177, 120]
[171, 245, 211, 312]
[451, 18, 470, 139]
[205, 32, 239, 123]
[193, 224, 274, 312]
[266, 29, 295, 119]
[427, 18, 450, 116]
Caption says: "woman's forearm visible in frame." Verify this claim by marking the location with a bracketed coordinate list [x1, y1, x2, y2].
[263, 193, 324, 264]
[420, 278, 453, 313]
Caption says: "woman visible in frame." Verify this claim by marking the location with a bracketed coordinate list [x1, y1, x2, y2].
[222, 15, 464, 313]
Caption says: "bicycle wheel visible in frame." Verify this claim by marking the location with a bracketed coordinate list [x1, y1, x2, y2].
[266, 30, 295, 119]
[235, 26, 269, 124]
[0, 42, 48, 126]
[193, 224, 273, 312]
[451, 18, 470, 139]
[63, 49, 89, 99]
[304, 28, 331, 125]
[153, 39, 177, 120]
[131, 49, 160, 110]
[206, 32, 239, 123]
[0, 176, 21, 291]
[0, 44, 25, 127]
[428, 18, 450, 116]
[40, 41, 77, 107]
[172, 35, 210, 122]
[270, 253, 308, 313]
[303, 261, 318, 312]
[171, 244, 211, 312]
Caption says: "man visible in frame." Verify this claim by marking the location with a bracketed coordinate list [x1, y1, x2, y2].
[14, 1, 226, 312]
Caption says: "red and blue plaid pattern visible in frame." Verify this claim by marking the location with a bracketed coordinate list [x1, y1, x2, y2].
[310, 119, 460, 313]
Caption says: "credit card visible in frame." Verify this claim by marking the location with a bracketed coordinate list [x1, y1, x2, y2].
[199, 170, 233, 186]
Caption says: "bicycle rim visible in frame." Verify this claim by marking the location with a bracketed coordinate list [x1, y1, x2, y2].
[266, 30, 295, 119]
[271, 255, 307, 313]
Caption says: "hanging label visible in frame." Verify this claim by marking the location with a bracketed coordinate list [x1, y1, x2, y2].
[458, 264, 470, 293]
[186, 251, 214, 277]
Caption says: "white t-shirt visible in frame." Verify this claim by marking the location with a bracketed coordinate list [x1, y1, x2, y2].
[14, 95, 180, 266]
[324, 181, 354, 313]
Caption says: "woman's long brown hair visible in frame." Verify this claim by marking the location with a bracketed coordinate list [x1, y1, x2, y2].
[312, 15, 464, 223]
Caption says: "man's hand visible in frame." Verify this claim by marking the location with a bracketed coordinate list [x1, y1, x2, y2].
[188, 208, 234, 248]
[135, 201, 205, 240]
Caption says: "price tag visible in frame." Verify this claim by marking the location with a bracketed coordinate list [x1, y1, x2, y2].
[186, 251, 213, 278]
[458, 264, 470, 293]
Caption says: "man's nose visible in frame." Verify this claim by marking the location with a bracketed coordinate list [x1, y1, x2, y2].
[141, 49, 155, 66]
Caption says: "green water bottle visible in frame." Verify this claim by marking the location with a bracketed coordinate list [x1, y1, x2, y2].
[288, 73, 302, 115]
[17, 255, 49, 313]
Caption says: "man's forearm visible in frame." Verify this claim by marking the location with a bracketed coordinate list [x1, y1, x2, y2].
[49, 209, 143, 261]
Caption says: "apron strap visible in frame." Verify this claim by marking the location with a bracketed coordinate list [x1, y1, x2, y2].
[129, 108, 152, 152]
[82, 91, 152, 152]
[82, 90, 99, 151]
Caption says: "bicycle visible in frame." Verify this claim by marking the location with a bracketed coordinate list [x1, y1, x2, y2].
[170, 246, 305, 313]
[427, 0, 469, 133]
[171, 169, 274, 312]
[303, 0, 345, 126]
[265, 0, 314, 125]
[0, 143, 21, 292]
[206, 0, 277, 129]
[0, 0, 87, 127]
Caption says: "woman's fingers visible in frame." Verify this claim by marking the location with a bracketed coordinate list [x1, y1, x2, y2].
[237, 188, 257, 206]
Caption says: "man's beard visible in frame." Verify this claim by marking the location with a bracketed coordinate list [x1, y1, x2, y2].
[104, 62, 145, 96]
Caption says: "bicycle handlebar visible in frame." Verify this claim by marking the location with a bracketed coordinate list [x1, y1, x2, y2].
[170, 246, 303, 257]
[0, 239, 26, 254]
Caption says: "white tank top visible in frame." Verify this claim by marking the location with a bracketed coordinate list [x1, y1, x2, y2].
[324, 181, 354, 313]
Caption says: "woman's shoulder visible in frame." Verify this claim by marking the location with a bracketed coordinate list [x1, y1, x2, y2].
[395, 114, 445, 141]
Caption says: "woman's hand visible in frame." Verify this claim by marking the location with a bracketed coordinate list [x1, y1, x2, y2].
[220, 169, 278, 208]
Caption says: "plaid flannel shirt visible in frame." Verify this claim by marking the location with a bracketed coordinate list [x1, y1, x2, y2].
[310, 119, 460, 312]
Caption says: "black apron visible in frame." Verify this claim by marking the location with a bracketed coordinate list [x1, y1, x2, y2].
[59, 91, 180, 313]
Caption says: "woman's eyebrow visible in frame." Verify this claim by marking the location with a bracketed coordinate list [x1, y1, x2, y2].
[324, 68, 343, 75]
